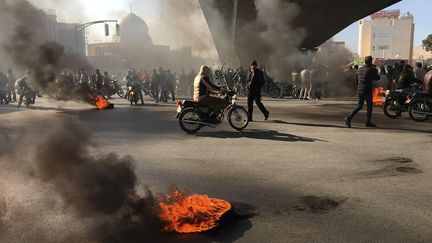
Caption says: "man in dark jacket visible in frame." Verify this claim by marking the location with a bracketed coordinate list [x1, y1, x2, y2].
[94, 69, 103, 95]
[150, 69, 160, 103]
[345, 56, 380, 128]
[396, 65, 422, 93]
[247, 60, 269, 121]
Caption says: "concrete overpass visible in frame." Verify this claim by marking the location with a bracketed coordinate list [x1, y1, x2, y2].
[199, 0, 401, 66]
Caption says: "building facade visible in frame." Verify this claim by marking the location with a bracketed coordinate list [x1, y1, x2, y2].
[87, 13, 202, 75]
[358, 10, 414, 62]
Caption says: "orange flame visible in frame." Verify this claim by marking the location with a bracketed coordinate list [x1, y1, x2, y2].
[373, 87, 386, 106]
[94, 95, 111, 110]
[158, 190, 232, 233]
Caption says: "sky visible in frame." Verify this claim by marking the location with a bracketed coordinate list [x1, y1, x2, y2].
[30, 0, 430, 56]
[334, 0, 430, 52]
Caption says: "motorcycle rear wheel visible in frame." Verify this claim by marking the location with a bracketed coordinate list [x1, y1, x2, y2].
[179, 108, 203, 134]
[383, 100, 401, 118]
[409, 100, 431, 122]
[267, 86, 280, 98]
[228, 106, 249, 131]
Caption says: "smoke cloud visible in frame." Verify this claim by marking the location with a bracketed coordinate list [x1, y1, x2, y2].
[0, 120, 163, 241]
[157, 0, 217, 58]
[0, 0, 96, 103]
[236, 0, 307, 80]
[313, 43, 355, 96]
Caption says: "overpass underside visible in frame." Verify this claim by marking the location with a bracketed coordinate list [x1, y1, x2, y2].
[199, 0, 401, 67]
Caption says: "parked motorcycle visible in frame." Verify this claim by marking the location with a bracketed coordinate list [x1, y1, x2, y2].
[271, 83, 299, 98]
[141, 80, 153, 98]
[408, 93, 432, 122]
[103, 80, 124, 98]
[176, 90, 249, 134]
[264, 83, 280, 98]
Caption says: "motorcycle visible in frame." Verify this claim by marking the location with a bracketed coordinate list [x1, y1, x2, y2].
[103, 80, 124, 98]
[271, 82, 300, 98]
[383, 84, 422, 118]
[141, 80, 153, 98]
[175, 90, 249, 134]
[127, 81, 142, 106]
[408, 92, 432, 122]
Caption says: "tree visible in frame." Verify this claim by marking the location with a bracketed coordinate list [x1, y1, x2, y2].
[423, 34, 432, 53]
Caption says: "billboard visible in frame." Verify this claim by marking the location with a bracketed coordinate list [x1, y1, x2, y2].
[371, 10, 400, 19]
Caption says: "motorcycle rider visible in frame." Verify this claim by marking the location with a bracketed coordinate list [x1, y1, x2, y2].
[6, 69, 16, 102]
[126, 69, 144, 105]
[247, 60, 270, 121]
[194, 65, 228, 122]
[396, 65, 422, 94]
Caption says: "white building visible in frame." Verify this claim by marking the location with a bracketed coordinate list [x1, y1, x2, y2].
[358, 10, 414, 62]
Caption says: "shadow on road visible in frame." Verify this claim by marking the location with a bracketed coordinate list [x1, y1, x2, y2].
[197, 129, 327, 143]
[270, 120, 347, 129]
[0, 105, 22, 115]
[270, 120, 432, 133]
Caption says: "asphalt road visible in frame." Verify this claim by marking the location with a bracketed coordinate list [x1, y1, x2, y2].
[0, 95, 431, 243]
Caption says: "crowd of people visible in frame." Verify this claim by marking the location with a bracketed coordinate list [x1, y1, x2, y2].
[0, 69, 17, 105]
[345, 56, 432, 128]
[1, 59, 431, 109]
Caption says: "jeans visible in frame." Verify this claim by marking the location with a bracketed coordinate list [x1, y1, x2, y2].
[347, 93, 373, 123]
[248, 90, 268, 120]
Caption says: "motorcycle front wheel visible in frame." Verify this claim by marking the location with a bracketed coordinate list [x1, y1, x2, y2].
[179, 108, 203, 134]
[408, 100, 431, 122]
[227, 106, 249, 131]
[383, 100, 401, 118]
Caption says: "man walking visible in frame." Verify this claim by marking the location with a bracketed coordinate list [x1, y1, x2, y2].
[247, 60, 269, 121]
[150, 69, 160, 103]
[345, 56, 380, 128]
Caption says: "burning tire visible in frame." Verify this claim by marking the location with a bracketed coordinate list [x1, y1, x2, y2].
[409, 100, 431, 122]
[383, 100, 401, 118]
[179, 108, 203, 134]
[227, 106, 249, 131]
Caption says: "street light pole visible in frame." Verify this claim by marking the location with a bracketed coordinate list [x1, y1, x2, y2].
[74, 20, 120, 55]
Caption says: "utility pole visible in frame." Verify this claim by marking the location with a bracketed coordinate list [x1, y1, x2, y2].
[75, 20, 120, 56]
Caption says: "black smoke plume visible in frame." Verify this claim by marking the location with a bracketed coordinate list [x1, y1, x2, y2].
[236, 0, 307, 81]
[0, 0, 96, 103]
[31, 120, 162, 240]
